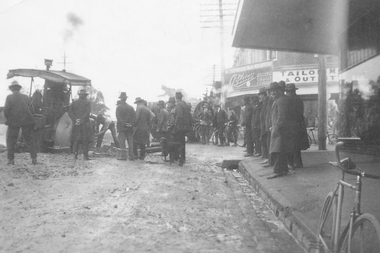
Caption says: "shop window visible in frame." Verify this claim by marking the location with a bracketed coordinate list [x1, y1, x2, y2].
[340, 10, 380, 71]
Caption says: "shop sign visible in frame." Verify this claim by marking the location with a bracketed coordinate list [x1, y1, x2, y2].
[226, 67, 272, 90]
[273, 68, 339, 83]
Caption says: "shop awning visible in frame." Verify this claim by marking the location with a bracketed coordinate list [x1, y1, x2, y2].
[232, 0, 354, 55]
[7, 69, 91, 86]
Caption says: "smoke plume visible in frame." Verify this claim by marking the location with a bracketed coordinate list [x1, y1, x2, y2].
[64, 12, 84, 43]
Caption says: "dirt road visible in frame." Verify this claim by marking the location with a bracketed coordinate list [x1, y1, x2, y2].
[0, 143, 303, 253]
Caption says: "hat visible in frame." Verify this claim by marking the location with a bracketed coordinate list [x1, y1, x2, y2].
[77, 89, 89, 96]
[175, 92, 183, 98]
[258, 87, 267, 95]
[278, 81, 286, 91]
[119, 92, 128, 99]
[9, 80, 22, 90]
[158, 100, 165, 106]
[134, 97, 144, 104]
[267, 82, 280, 91]
[168, 97, 176, 104]
[285, 83, 298, 91]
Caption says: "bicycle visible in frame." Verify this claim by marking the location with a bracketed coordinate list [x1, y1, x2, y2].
[316, 139, 380, 253]
[307, 126, 339, 146]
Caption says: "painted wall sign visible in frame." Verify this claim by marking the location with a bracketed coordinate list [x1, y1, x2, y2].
[226, 67, 272, 90]
[273, 68, 339, 83]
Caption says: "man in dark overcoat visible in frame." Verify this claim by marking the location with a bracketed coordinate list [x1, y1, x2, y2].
[68, 88, 93, 160]
[227, 107, 239, 146]
[267, 82, 295, 179]
[4, 81, 37, 165]
[157, 100, 170, 140]
[212, 104, 228, 146]
[258, 87, 269, 160]
[133, 97, 151, 160]
[169, 92, 192, 162]
[251, 96, 262, 156]
[285, 83, 306, 169]
[116, 92, 136, 160]
[262, 85, 275, 167]
[242, 95, 254, 157]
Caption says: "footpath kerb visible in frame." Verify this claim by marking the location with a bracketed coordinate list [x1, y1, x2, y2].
[236, 146, 380, 252]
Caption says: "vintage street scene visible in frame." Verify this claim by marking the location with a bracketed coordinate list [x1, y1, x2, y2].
[1, 0, 380, 252]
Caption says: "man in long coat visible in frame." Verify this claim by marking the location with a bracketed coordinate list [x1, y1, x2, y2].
[251, 96, 262, 156]
[4, 81, 37, 165]
[267, 82, 295, 179]
[169, 92, 192, 162]
[116, 92, 136, 160]
[258, 87, 269, 160]
[198, 102, 213, 144]
[242, 95, 254, 156]
[285, 83, 306, 169]
[212, 104, 228, 146]
[157, 100, 169, 140]
[68, 88, 93, 160]
[133, 97, 151, 160]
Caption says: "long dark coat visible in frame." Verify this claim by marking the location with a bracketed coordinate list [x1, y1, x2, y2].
[288, 93, 307, 149]
[213, 108, 228, 127]
[269, 94, 295, 153]
[173, 100, 192, 134]
[4, 91, 35, 126]
[260, 96, 268, 135]
[133, 105, 151, 144]
[116, 101, 136, 132]
[68, 97, 93, 142]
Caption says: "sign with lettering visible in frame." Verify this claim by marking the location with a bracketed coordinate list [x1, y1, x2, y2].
[225, 67, 272, 91]
[273, 68, 339, 83]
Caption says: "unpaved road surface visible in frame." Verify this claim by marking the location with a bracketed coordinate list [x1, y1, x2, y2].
[0, 143, 304, 253]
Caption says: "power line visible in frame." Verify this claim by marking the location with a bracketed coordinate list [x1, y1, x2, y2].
[0, 0, 28, 15]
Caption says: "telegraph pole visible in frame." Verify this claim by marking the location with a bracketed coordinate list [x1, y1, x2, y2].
[218, 0, 226, 108]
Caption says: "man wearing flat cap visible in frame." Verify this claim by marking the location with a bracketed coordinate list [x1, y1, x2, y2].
[68, 88, 93, 160]
[285, 83, 307, 169]
[168, 92, 193, 163]
[266, 82, 295, 179]
[4, 80, 37, 165]
[116, 92, 136, 160]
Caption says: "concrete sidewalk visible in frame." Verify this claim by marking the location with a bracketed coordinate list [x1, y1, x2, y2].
[237, 146, 380, 251]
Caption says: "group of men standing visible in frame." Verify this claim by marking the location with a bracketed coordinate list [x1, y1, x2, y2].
[242, 81, 308, 179]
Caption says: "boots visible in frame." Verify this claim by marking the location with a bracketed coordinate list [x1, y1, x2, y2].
[117, 149, 128, 160]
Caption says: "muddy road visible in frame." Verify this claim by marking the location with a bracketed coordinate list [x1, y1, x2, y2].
[0, 143, 304, 253]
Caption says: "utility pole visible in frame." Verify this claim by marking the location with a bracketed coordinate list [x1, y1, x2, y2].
[318, 55, 327, 150]
[218, 0, 226, 108]
[58, 52, 72, 71]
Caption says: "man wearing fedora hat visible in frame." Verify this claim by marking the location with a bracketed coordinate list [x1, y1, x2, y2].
[198, 102, 213, 144]
[68, 88, 93, 160]
[285, 83, 307, 169]
[133, 97, 152, 160]
[241, 95, 254, 156]
[167, 92, 193, 163]
[4, 80, 37, 165]
[266, 82, 295, 179]
[157, 100, 169, 139]
[258, 87, 270, 161]
[116, 92, 136, 160]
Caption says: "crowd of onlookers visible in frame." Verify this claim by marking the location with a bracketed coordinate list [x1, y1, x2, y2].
[4, 79, 308, 176]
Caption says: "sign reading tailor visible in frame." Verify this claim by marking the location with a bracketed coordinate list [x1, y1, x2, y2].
[273, 68, 339, 83]
[227, 67, 272, 90]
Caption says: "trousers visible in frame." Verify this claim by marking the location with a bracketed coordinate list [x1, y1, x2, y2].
[7, 125, 37, 160]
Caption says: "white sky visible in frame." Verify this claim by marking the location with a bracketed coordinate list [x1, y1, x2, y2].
[0, 0, 236, 116]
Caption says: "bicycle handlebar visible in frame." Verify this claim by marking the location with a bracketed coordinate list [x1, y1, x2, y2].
[332, 141, 380, 179]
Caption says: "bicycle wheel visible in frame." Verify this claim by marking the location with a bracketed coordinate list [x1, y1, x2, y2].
[236, 126, 245, 147]
[318, 192, 337, 251]
[211, 130, 218, 145]
[338, 213, 380, 253]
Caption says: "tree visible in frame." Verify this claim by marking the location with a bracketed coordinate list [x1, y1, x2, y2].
[87, 86, 109, 115]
